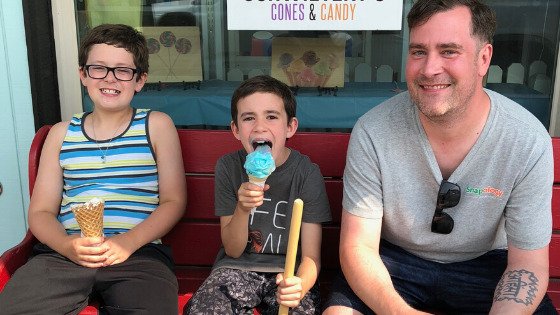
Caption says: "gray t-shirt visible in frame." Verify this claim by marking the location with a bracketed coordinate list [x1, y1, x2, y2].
[213, 148, 332, 272]
[343, 89, 553, 263]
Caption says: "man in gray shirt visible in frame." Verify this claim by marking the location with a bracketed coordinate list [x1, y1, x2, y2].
[323, 0, 557, 314]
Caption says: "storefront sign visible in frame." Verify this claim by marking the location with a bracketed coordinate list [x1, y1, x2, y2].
[227, 0, 402, 31]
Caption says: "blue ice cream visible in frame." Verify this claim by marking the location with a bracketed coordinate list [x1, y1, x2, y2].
[244, 145, 276, 180]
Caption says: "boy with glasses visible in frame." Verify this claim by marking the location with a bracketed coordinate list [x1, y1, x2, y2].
[323, 0, 557, 314]
[0, 24, 186, 314]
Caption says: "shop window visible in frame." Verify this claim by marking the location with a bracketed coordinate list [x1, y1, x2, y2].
[74, 0, 559, 130]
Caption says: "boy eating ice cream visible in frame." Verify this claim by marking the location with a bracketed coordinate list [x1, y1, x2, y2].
[185, 75, 331, 314]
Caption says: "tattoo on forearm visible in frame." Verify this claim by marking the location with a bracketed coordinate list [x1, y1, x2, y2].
[494, 269, 539, 306]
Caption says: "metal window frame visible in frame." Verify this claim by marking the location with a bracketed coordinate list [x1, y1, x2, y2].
[52, 0, 81, 121]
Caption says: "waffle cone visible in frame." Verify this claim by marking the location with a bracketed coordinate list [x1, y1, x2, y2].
[319, 74, 332, 87]
[71, 199, 104, 238]
[283, 68, 294, 86]
[290, 72, 298, 86]
[248, 175, 267, 186]
[293, 72, 302, 86]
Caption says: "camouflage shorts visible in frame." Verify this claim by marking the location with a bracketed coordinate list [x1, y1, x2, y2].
[185, 268, 321, 315]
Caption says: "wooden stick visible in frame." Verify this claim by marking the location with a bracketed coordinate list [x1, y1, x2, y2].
[278, 198, 304, 315]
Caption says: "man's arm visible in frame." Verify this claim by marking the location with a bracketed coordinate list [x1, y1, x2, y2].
[340, 210, 429, 315]
[103, 111, 187, 265]
[488, 132, 553, 313]
[489, 244, 549, 315]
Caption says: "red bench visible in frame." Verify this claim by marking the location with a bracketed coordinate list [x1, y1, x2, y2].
[0, 126, 559, 313]
[0, 126, 346, 314]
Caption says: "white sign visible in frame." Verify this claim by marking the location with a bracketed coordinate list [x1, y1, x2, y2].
[227, 0, 403, 31]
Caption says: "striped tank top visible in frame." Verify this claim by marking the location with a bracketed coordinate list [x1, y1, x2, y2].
[59, 108, 161, 243]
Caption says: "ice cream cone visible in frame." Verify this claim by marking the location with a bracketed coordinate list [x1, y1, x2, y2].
[300, 50, 320, 68]
[282, 68, 294, 86]
[248, 175, 268, 215]
[298, 67, 318, 87]
[288, 72, 296, 86]
[248, 175, 268, 191]
[293, 72, 302, 86]
[311, 60, 332, 87]
[319, 74, 332, 87]
[71, 198, 104, 238]
[316, 75, 325, 87]
[301, 79, 313, 87]
[287, 59, 306, 87]
[245, 145, 275, 215]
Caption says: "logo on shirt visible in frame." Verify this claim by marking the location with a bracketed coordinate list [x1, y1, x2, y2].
[249, 231, 264, 253]
[466, 185, 503, 197]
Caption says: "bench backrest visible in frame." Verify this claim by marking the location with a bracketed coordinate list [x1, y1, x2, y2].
[164, 132, 560, 277]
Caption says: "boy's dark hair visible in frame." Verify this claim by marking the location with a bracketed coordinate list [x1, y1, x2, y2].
[407, 0, 497, 45]
[78, 24, 149, 81]
[231, 75, 297, 128]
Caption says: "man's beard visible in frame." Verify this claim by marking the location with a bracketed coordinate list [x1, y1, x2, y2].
[411, 77, 476, 124]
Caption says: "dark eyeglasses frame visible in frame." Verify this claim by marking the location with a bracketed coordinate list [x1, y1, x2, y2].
[431, 180, 461, 234]
[84, 65, 141, 81]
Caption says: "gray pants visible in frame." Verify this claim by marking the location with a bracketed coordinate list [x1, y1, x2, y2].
[0, 243, 178, 315]
[185, 268, 321, 315]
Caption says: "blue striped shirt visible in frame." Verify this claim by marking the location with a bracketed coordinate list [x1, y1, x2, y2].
[59, 108, 161, 243]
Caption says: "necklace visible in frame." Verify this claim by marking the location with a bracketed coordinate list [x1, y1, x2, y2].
[91, 109, 130, 163]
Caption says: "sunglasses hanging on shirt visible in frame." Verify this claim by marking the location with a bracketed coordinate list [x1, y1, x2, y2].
[431, 180, 461, 234]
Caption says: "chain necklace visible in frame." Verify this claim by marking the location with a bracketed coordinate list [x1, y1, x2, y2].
[91, 109, 130, 163]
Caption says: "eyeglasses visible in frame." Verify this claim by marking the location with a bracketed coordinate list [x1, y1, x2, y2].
[84, 65, 140, 81]
[431, 180, 461, 234]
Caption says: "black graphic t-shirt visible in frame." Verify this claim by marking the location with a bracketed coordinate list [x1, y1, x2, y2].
[212, 148, 331, 273]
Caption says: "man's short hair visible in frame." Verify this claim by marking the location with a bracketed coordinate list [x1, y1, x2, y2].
[78, 24, 149, 81]
[407, 0, 497, 45]
[231, 75, 297, 128]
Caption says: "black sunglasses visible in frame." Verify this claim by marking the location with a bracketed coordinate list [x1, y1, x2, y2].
[431, 180, 461, 234]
